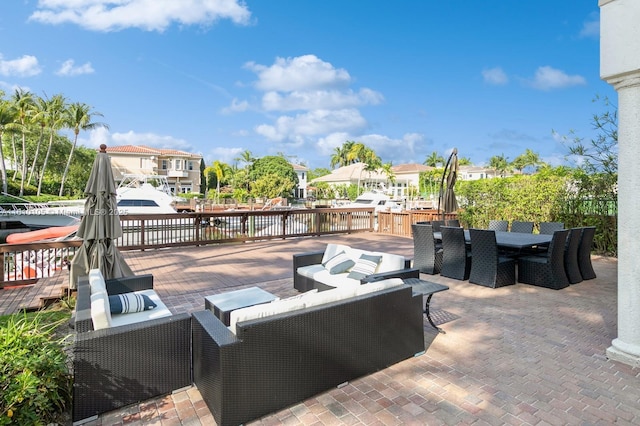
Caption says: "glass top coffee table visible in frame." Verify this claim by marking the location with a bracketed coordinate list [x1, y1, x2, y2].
[205, 287, 278, 326]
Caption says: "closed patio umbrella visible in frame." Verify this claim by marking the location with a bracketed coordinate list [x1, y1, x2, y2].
[69, 144, 133, 289]
[438, 148, 459, 219]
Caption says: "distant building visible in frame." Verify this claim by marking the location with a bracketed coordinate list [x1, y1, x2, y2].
[291, 163, 309, 199]
[458, 165, 510, 180]
[311, 163, 433, 197]
[105, 145, 203, 194]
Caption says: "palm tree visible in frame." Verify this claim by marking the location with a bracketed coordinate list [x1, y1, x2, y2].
[212, 160, 227, 204]
[37, 94, 67, 196]
[424, 151, 444, 167]
[59, 102, 108, 196]
[11, 88, 35, 196]
[27, 94, 49, 186]
[0, 97, 18, 194]
[330, 141, 356, 169]
[488, 154, 510, 177]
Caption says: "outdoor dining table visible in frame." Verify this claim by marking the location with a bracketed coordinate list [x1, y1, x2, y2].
[433, 230, 553, 251]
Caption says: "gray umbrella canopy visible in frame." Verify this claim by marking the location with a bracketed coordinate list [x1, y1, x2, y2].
[437, 148, 459, 218]
[443, 149, 459, 213]
[69, 144, 133, 289]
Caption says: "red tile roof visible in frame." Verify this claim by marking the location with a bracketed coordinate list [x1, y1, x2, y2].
[105, 145, 201, 158]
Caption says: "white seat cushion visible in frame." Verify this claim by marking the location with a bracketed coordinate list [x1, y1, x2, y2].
[355, 278, 404, 296]
[297, 264, 326, 278]
[109, 290, 172, 327]
[312, 269, 361, 289]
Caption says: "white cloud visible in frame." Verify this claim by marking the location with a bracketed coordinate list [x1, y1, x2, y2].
[579, 12, 599, 39]
[55, 59, 95, 76]
[79, 127, 193, 151]
[245, 54, 351, 92]
[222, 98, 250, 114]
[255, 109, 367, 142]
[29, 0, 252, 32]
[527, 66, 586, 91]
[207, 146, 244, 165]
[262, 88, 383, 112]
[482, 67, 508, 85]
[0, 54, 42, 77]
[316, 132, 352, 156]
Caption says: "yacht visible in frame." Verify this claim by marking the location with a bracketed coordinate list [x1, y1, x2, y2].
[0, 175, 178, 229]
[341, 190, 404, 214]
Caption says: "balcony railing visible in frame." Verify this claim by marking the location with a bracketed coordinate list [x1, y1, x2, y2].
[0, 207, 375, 288]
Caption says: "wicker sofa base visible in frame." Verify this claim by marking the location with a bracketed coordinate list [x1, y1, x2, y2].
[73, 275, 192, 423]
[192, 285, 425, 426]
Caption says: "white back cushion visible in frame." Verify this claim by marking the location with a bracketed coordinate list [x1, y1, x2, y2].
[375, 252, 406, 273]
[90, 291, 112, 330]
[303, 286, 358, 308]
[321, 244, 350, 264]
[88, 268, 106, 295]
[229, 298, 306, 335]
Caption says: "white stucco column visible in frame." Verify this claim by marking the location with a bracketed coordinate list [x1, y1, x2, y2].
[600, 0, 640, 367]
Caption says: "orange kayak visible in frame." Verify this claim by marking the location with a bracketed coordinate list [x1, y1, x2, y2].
[5, 225, 79, 244]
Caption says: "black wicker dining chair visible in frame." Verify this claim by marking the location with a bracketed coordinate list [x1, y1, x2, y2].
[517, 229, 570, 290]
[578, 226, 597, 280]
[468, 228, 516, 288]
[510, 221, 534, 233]
[539, 221, 564, 234]
[411, 223, 443, 275]
[430, 220, 446, 232]
[487, 220, 508, 232]
[440, 226, 471, 280]
[564, 228, 583, 284]
[445, 219, 461, 227]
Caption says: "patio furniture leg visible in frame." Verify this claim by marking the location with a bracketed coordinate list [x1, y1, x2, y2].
[424, 293, 445, 334]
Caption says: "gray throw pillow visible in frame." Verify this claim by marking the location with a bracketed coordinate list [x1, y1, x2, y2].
[347, 254, 382, 280]
[322, 251, 355, 274]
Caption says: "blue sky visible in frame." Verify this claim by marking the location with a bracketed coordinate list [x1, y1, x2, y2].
[0, 1, 613, 170]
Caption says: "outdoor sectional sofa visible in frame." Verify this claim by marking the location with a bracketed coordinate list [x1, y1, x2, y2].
[192, 278, 425, 426]
[73, 271, 192, 423]
[293, 242, 419, 292]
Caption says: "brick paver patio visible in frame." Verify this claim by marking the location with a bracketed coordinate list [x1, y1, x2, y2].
[1, 233, 636, 425]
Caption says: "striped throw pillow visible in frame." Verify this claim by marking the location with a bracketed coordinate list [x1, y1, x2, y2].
[322, 251, 355, 274]
[109, 292, 157, 314]
[347, 254, 382, 280]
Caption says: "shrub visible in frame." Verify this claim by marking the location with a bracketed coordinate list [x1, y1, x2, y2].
[0, 312, 72, 425]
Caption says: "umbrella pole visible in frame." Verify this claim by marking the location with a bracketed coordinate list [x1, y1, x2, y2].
[438, 150, 455, 221]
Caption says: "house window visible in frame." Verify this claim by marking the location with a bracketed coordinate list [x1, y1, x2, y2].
[162, 160, 168, 170]
[175, 159, 181, 170]
[188, 161, 193, 171]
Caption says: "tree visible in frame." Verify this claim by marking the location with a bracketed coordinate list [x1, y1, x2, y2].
[330, 141, 356, 169]
[249, 156, 298, 198]
[556, 95, 618, 198]
[0, 95, 18, 194]
[211, 160, 230, 203]
[424, 151, 445, 167]
[59, 102, 108, 196]
[488, 154, 510, 177]
[11, 88, 35, 196]
[250, 173, 296, 199]
[512, 149, 542, 174]
[458, 156, 472, 166]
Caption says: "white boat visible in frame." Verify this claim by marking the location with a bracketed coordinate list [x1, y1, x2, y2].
[0, 175, 178, 229]
[341, 190, 404, 214]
